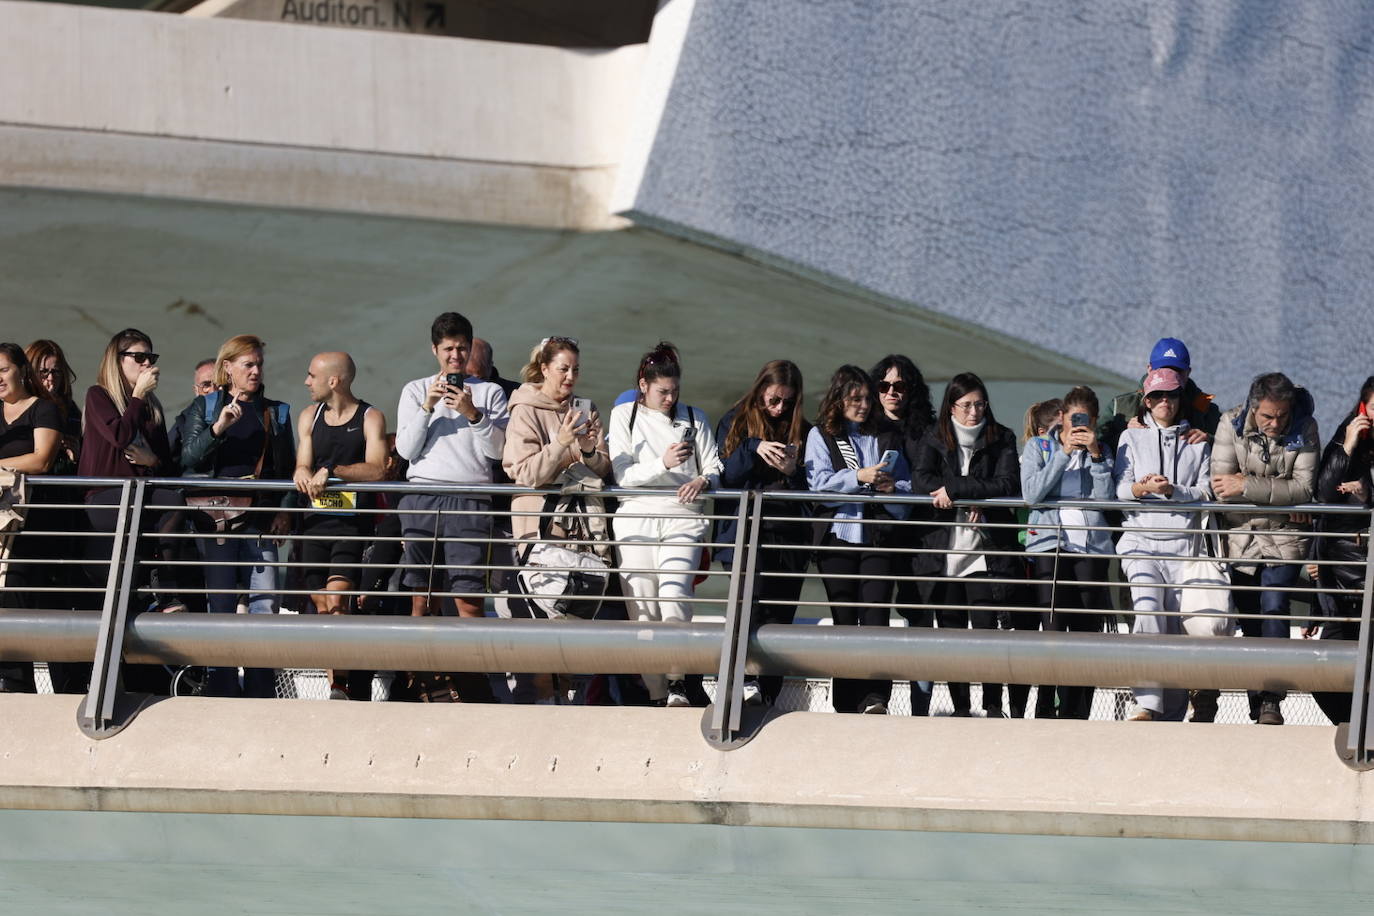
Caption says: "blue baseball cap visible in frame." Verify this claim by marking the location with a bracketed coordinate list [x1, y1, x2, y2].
[1149, 338, 1190, 370]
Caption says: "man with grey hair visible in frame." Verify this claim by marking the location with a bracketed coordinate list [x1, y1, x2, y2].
[1211, 371, 1320, 725]
[169, 358, 217, 467]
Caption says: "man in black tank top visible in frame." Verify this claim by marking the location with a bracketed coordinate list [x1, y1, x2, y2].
[293, 352, 388, 699]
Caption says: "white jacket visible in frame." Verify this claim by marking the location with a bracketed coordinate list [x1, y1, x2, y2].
[1113, 416, 1212, 539]
[610, 401, 722, 512]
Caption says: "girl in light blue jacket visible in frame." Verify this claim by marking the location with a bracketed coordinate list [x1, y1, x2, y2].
[1014, 386, 1115, 719]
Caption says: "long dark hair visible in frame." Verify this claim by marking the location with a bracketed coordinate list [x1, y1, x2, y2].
[869, 354, 934, 439]
[936, 372, 999, 450]
[723, 360, 804, 456]
[1336, 375, 1374, 462]
[25, 339, 76, 405]
[0, 342, 50, 405]
[816, 365, 876, 437]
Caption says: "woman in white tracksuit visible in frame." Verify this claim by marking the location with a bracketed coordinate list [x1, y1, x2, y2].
[1113, 367, 1215, 722]
[609, 342, 723, 707]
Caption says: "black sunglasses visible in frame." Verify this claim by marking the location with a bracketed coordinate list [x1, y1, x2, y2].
[120, 351, 160, 366]
[877, 380, 907, 395]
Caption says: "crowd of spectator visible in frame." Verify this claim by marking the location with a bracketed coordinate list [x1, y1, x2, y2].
[0, 318, 1369, 726]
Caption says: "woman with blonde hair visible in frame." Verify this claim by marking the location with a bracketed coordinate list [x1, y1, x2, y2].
[181, 333, 295, 698]
[503, 336, 611, 539]
[78, 329, 187, 692]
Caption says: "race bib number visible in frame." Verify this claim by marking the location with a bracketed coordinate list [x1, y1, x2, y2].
[311, 491, 357, 511]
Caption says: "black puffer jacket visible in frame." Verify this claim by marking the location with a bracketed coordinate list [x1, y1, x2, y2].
[909, 422, 1022, 588]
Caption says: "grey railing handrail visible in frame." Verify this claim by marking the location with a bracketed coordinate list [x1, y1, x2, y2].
[20, 474, 1373, 518]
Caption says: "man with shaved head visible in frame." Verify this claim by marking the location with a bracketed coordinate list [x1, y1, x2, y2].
[293, 351, 388, 699]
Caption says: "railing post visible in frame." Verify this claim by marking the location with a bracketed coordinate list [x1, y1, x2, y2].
[703, 489, 766, 749]
[78, 478, 151, 739]
[1339, 507, 1374, 769]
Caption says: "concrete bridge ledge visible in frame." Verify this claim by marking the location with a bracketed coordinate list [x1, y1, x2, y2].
[1, 694, 1369, 846]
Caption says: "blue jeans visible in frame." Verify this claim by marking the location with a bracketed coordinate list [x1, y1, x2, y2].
[1233, 562, 1300, 705]
[202, 529, 279, 698]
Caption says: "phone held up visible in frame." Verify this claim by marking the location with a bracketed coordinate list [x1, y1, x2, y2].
[445, 373, 464, 391]
[1360, 401, 1370, 441]
[877, 449, 899, 472]
[1070, 412, 1091, 429]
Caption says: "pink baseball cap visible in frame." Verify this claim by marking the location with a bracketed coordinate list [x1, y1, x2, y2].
[1143, 368, 1183, 394]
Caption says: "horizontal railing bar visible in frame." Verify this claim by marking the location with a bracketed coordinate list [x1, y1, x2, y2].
[0, 611, 1354, 691]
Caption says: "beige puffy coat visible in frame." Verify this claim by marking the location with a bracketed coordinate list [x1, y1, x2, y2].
[501, 383, 611, 539]
[1211, 396, 1319, 569]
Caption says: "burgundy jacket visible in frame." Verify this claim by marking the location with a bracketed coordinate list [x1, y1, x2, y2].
[78, 386, 174, 479]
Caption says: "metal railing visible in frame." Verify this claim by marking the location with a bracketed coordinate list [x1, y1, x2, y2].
[0, 475, 1369, 763]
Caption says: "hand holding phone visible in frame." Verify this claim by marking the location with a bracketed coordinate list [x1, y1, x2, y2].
[1345, 402, 1371, 454]
[877, 449, 899, 472]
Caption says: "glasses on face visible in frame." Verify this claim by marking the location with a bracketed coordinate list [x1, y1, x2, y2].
[952, 399, 988, 414]
[194, 380, 215, 392]
[120, 351, 159, 366]
[764, 395, 796, 409]
[38, 368, 64, 379]
[1145, 390, 1181, 401]
[541, 336, 579, 348]
[877, 381, 907, 395]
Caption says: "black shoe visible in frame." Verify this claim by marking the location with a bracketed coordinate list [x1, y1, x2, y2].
[984, 706, 1008, 719]
[1257, 699, 1284, 726]
[859, 693, 888, 715]
[665, 680, 690, 708]
[951, 708, 972, 717]
[1009, 705, 1025, 719]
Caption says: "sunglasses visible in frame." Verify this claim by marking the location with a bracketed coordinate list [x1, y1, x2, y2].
[37, 368, 64, 378]
[120, 351, 160, 366]
[764, 395, 796, 408]
[1144, 390, 1181, 401]
[541, 336, 579, 348]
[877, 380, 907, 395]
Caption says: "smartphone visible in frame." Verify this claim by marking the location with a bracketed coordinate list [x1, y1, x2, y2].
[445, 372, 464, 390]
[680, 426, 695, 451]
[571, 397, 592, 433]
[1360, 402, 1370, 441]
[784, 443, 798, 459]
[878, 449, 899, 471]
[1071, 412, 1090, 429]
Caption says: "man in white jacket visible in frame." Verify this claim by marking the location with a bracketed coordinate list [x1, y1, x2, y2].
[395, 312, 509, 620]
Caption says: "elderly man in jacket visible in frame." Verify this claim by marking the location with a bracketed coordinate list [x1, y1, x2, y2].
[1211, 371, 1320, 725]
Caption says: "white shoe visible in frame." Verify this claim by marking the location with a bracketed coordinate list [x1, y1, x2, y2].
[665, 680, 690, 708]
[742, 680, 763, 706]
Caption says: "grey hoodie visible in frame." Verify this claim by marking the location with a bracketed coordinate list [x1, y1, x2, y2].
[1114, 416, 1212, 539]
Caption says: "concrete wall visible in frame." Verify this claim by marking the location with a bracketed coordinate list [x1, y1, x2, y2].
[615, 0, 1374, 435]
[0, 2, 644, 228]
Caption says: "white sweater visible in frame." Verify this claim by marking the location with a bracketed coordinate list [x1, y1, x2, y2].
[395, 374, 509, 485]
[609, 401, 722, 511]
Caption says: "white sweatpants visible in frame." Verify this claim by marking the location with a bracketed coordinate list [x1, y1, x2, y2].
[1121, 536, 1193, 719]
[614, 502, 708, 700]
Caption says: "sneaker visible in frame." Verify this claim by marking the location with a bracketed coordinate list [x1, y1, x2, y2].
[665, 680, 690, 708]
[1189, 689, 1219, 723]
[859, 693, 887, 715]
[329, 687, 349, 701]
[1127, 707, 1158, 721]
[951, 709, 972, 718]
[1257, 700, 1284, 726]
[742, 678, 764, 707]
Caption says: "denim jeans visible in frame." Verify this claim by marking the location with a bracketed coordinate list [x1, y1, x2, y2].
[202, 529, 279, 698]
[1233, 562, 1300, 705]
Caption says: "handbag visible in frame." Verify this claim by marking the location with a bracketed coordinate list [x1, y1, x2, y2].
[498, 491, 611, 620]
[0, 468, 29, 589]
[1179, 513, 1234, 637]
[185, 402, 272, 534]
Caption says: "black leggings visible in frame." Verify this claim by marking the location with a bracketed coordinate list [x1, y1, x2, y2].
[918, 576, 1005, 713]
[1011, 554, 1109, 719]
[817, 535, 893, 713]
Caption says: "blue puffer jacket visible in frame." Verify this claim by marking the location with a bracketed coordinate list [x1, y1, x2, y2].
[1020, 426, 1115, 554]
